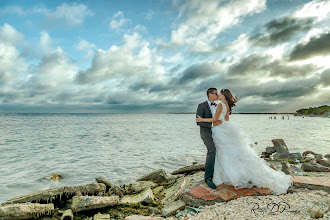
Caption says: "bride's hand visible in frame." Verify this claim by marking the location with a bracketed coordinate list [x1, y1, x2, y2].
[196, 115, 202, 122]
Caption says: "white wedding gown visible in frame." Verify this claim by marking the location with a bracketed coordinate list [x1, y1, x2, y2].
[211, 101, 292, 195]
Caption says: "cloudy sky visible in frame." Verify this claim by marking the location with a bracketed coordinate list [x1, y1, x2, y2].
[0, 0, 329, 113]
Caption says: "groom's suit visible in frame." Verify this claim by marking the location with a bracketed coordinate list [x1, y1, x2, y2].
[196, 101, 217, 181]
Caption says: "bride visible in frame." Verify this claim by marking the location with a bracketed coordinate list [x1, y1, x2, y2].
[196, 89, 292, 195]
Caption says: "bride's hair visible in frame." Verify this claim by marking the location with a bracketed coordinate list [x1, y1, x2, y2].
[220, 89, 237, 114]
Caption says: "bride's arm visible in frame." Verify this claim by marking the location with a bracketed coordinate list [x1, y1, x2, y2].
[196, 105, 222, 123]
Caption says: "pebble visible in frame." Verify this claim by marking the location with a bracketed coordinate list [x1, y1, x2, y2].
[168, 190, 329, 220]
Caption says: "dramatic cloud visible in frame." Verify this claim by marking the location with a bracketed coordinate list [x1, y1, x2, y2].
[75, 33, 165, 85]
[250, 17, 315, 47]
[289, 32, 330, 61]
[227, 53, 319, 78]
[170, 0, 266, 52]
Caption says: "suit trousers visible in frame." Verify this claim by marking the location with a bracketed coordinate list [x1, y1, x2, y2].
[201, 130, 216, 181]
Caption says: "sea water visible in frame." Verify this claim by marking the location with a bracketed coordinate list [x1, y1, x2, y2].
[0, 113, 329, 203]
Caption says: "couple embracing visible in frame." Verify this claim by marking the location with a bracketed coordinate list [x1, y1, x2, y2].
[196, 88, 292, 194]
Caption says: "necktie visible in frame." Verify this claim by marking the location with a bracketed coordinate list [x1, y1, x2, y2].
[211, 103, 217, 107]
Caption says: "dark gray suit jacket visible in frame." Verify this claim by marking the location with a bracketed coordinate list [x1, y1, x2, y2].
[196, 101, 213, 137]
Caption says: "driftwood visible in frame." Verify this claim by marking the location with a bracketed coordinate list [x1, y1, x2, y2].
[2, 183, 106, 205]
[171, 164, 205, 175]
[0, 203, 54, 220]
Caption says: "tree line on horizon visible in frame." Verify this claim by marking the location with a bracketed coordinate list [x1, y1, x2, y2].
[296, 105, 330, 115]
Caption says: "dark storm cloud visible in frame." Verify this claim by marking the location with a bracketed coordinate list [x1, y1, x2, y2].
[172, 62, 223, 84]
[289, 32, 330, 61]
[227, 53, 318, 78]
[250, 17, 314, 47]
[227, 54, 271, 76]
[320, 69, 330, 86]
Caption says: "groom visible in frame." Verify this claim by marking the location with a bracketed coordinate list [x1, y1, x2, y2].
[196, 88, 228, 189]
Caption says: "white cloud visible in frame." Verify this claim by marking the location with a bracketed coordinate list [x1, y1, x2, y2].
[110, 11, 130, 31]
[0, 42, 27, 84]
[0, 6, 26, 16]
[76, 32, 165, 84]
[0, 23, 24, 45]
[171, 0, 266, 52]
[45, 3, 93, 26]
[293, 0, 330, 22]
[76, 39, 96, 58]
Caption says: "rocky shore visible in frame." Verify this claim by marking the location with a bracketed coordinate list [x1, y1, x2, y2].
[0, 139, 329, 220]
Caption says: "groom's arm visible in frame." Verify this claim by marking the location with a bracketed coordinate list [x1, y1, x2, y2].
[196, 103, 212, 128]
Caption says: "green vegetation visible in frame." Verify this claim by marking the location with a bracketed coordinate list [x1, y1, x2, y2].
[296, 105, 330, 115]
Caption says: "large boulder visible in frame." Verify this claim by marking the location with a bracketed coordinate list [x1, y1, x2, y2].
[271, 139, 289, 153]
[266, 147, 276, 154]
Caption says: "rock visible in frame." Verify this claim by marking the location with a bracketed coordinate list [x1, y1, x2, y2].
[121, 187, 154, 204]
[315, 159, 330, 167]
[273, 152, 301, 163]
[108, 185, 124, 197]
[281, 162, 293, 176]
[302, 151, 323, 159]
[160, 177, 190, 204]
[95, 177, 112, 191]
[289, 165, 303, 174]
[271, 139, 289, 153]
[0, 203, 54, 220]
[301, 162, 330, 172]
[94, 213, 111, 220]
[71, 196, 119, 212]
[308, 207, 324, 218]
[129, 181, 158, 194]
[171, 164, 205, 175]
[60, 209, 73, 220]
[124, 215, 163, 220]
[2, 183, 106, 205]
[137, 169, 169, 184]
[161, 199, 186, 216]
[266, 147, 276, 154]
[324, 154, 330, 159]
[46, 173, 63, 182]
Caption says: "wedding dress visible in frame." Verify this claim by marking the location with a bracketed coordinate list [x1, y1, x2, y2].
[211, 101, 292, 195]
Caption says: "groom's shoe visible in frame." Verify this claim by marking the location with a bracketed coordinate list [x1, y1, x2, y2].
[205, 178, 217, 189]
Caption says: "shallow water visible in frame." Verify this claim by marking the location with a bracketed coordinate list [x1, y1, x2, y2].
[0, 113, 329, 203]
